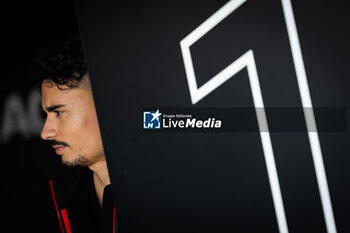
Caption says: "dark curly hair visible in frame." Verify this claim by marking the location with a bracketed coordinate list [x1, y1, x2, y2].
[34, 36, 88, 89]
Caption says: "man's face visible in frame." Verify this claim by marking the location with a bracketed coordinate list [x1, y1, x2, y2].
[41, 81, 104, 167]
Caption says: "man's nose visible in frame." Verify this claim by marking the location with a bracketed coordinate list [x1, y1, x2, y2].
[41, 118, 58, 140]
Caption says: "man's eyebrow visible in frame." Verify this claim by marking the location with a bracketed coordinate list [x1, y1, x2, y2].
[46, 104, 66, 112]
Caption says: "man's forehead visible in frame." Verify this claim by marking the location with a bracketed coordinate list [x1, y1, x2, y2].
[42, 82, 71, 97]
[41, 82, 79, 108]
[41, 77, 93, 109]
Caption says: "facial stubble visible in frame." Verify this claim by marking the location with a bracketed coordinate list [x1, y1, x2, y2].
[62, 154, 89, 168]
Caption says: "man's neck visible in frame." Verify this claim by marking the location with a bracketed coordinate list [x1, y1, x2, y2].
[89, 160, 111, 207]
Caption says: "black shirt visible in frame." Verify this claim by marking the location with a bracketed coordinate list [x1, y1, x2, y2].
[48, 167, 117, 233]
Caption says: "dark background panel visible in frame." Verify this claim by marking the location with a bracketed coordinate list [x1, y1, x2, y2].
[0, 1, 79, 232]
[74, 0, 350, 232]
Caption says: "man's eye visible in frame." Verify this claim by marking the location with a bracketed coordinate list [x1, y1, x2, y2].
[55, 111, 64, 117]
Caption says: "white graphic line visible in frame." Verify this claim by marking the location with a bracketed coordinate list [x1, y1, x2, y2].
[179, 1, 288, 233]
[180, 0, 247, 104]
[281, 0, 337, 233]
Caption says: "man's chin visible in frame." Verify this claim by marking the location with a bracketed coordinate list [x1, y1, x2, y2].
[62, 154, 89, 168]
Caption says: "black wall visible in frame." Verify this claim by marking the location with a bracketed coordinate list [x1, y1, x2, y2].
[0, 1, 79, 232]
[74, 0, 350, 233]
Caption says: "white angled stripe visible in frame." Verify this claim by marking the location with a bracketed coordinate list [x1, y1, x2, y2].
[180, 1, 289, 233]
[281, 0, 337, 233]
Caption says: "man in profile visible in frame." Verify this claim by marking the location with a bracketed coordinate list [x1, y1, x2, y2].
[36, 37, 117, 233]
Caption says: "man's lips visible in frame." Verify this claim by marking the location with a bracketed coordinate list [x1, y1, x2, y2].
[52, 145, 67, 155]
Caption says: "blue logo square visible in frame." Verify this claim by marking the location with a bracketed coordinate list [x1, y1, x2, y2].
[143, 109, 162, 129]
